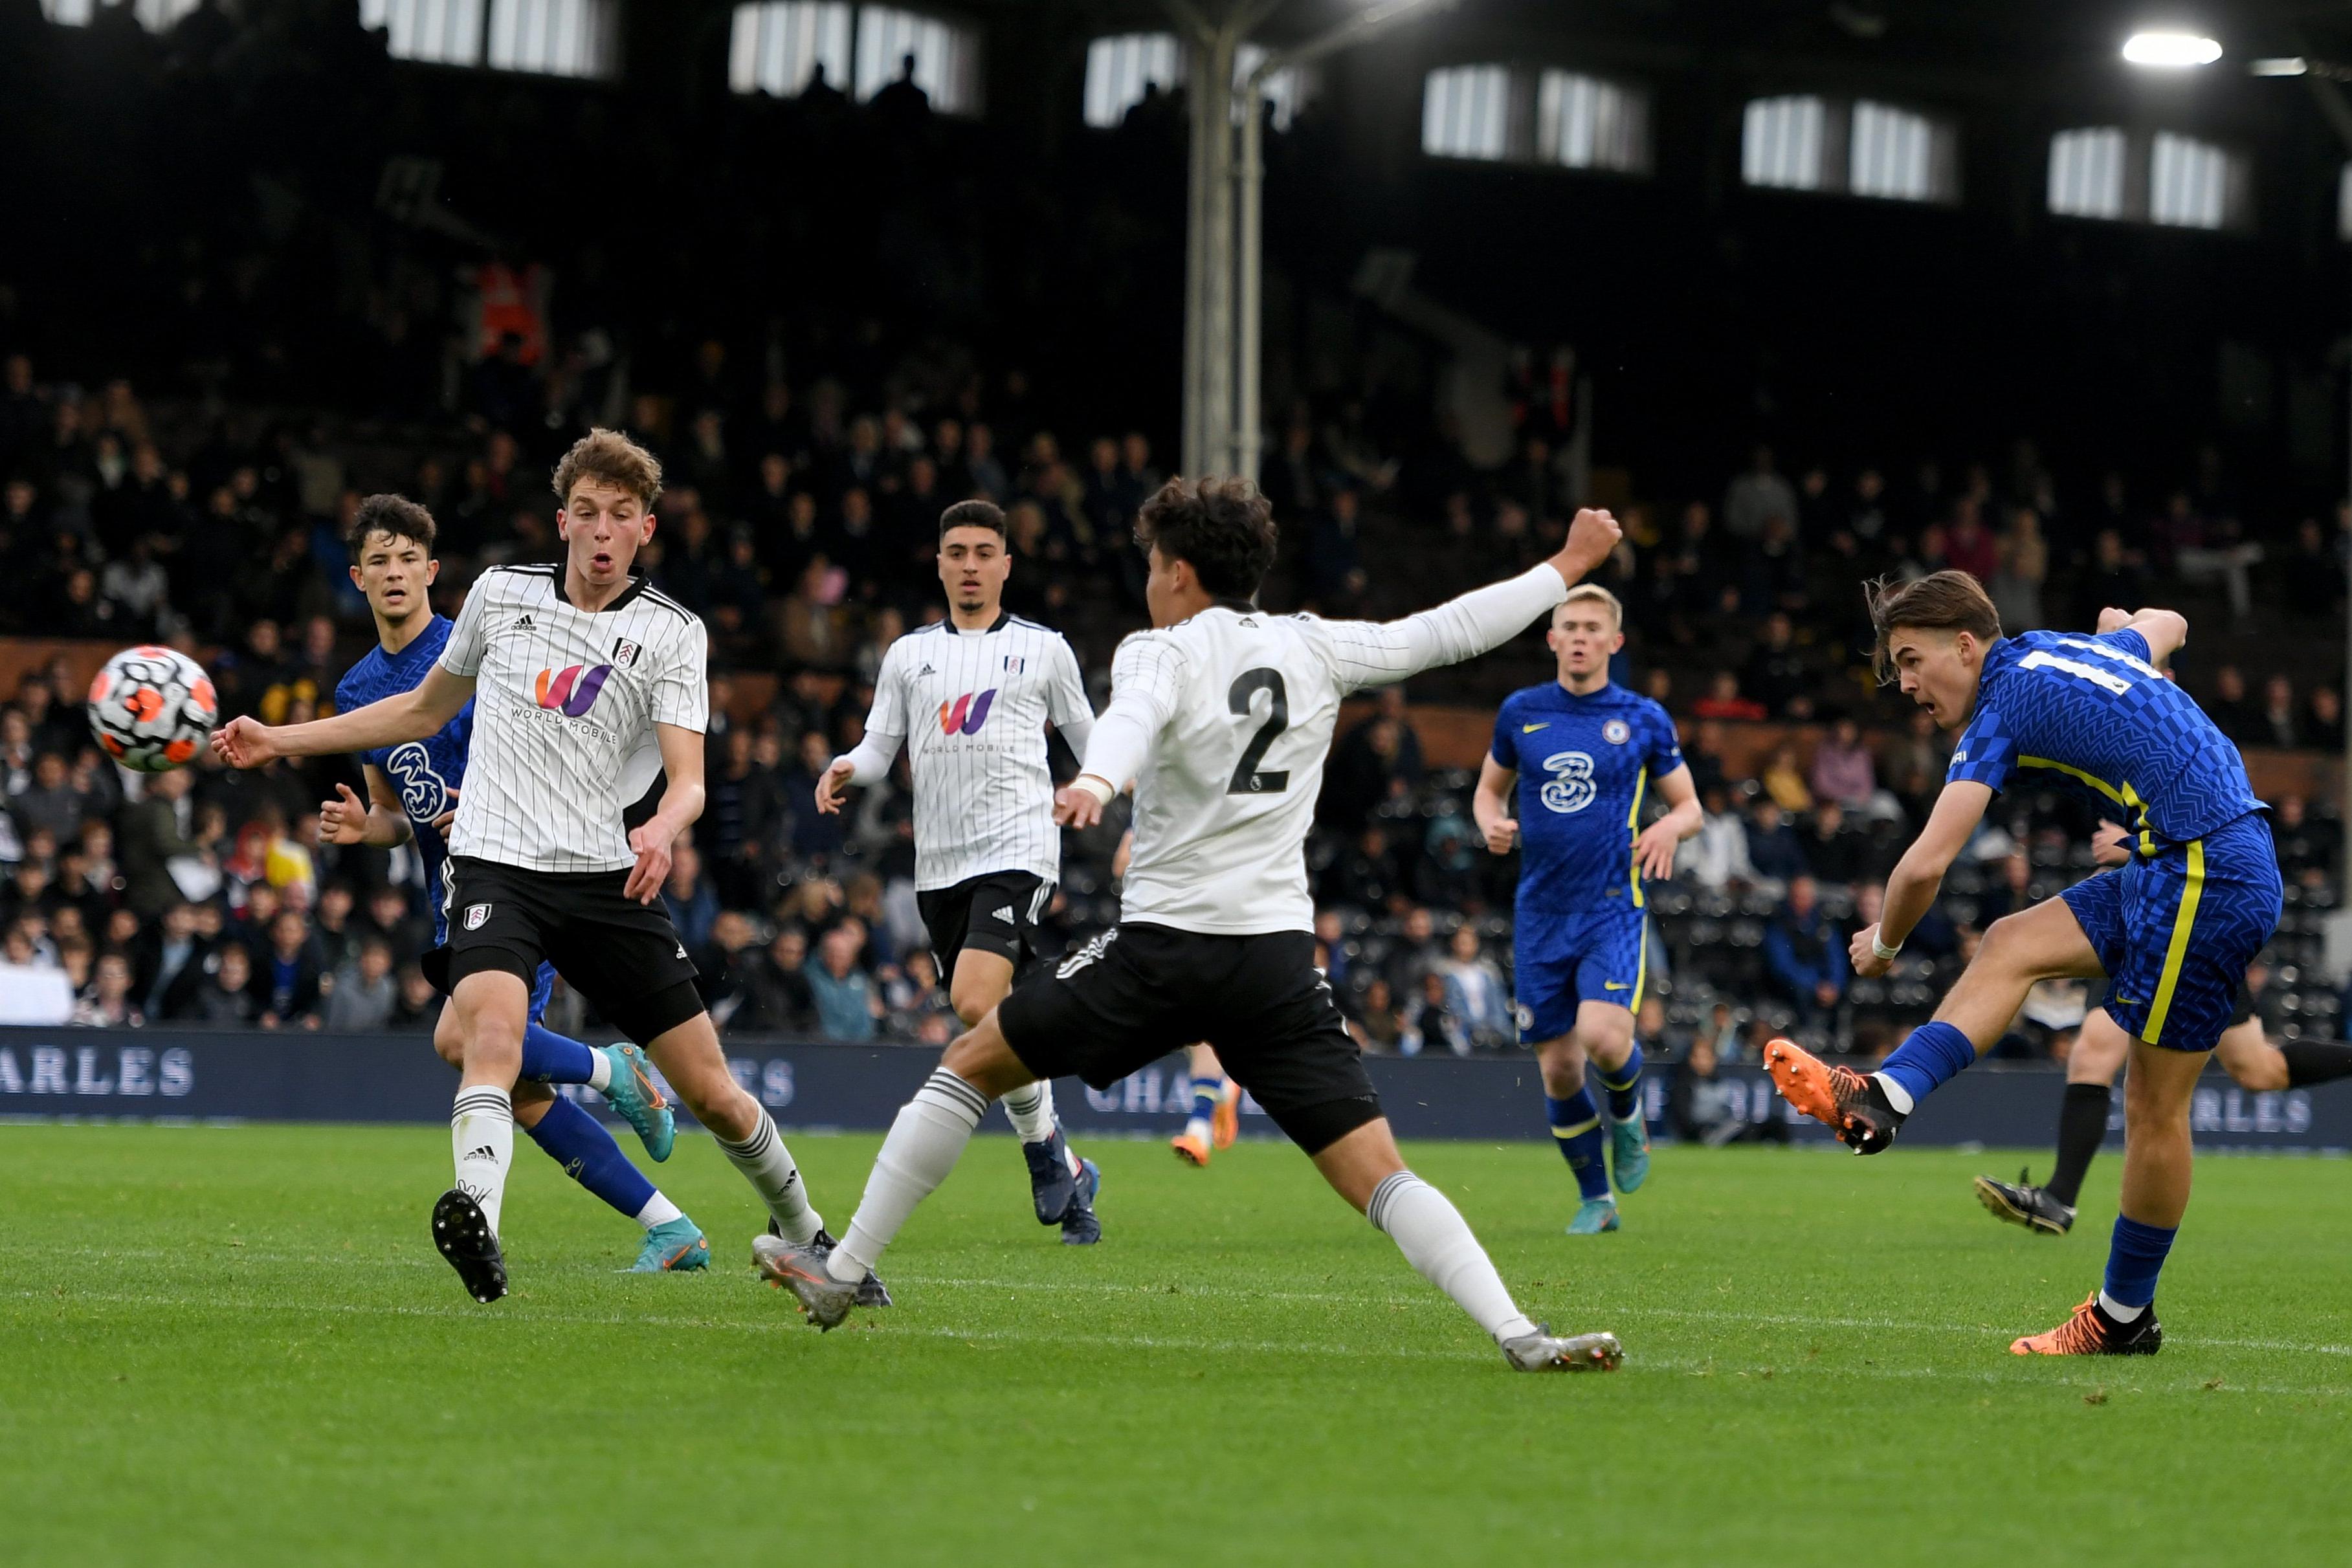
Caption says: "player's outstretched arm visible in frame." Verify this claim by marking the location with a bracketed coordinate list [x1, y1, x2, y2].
[625, 722, 707, 904]
[1472, 755, 1518, 854]
[1058, 633, 1182, 826]
[1853, 780, 1993, 977]
[2096, 605, 2188, 665]
[1322, 509, 1623, 690]
[213, 666, 474, 769]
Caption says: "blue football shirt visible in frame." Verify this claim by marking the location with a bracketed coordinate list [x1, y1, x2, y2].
[1491, 681, 1685, 915]
[333, 615, 475, 942]
[1945, 628, 2261, 847]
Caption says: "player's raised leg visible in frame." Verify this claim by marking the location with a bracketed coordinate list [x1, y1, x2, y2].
[1172, 1043, 1238, 1166]
[436, 969, 531, 1303]
[1771, 861, 2106, 1151]
[430, 999, 704, 1269]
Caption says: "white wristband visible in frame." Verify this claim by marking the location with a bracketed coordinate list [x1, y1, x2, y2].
[1071, 774, 1117, 807]
[1871, 933, 1903, 962]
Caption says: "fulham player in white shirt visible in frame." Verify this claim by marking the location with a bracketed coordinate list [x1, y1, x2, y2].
[814, 499, 1103, 1243]
[216, 430, 868, 1306]
[761, 478, 1629, 1372]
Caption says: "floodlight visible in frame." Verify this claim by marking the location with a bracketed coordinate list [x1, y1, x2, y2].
[2122, 31, 2223, 67]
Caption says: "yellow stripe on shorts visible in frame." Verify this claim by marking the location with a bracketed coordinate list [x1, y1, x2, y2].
[2142, 837, 2206, 1043]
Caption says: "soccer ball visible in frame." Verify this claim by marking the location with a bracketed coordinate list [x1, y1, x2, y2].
[87, 645, 219, 772]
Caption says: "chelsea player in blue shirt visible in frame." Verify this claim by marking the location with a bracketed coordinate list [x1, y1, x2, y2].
[1766, 571, 2282, 1356]
[1474, 584, 1702, 1234]
[323, 496, 710, 1272]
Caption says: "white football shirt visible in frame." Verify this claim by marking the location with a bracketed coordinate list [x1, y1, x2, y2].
[438, 565, 709, 873]
[1089, 565, 1571, 936]
[859, 613, 1094, 890]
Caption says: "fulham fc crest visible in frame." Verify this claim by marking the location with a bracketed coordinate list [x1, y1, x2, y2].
[612, 637, 643, 669]
[463, 903, 493, 931]
[1603, 720, 1631, 745]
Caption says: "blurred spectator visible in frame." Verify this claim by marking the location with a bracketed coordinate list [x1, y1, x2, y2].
[1740, 613, 1810, 718]
[2208, 665, 2256, 745]
[2307, 687, 2346, 753]
[71, 951, 142, 1028]
[1349, 976, 1406, 1054]
[1760, 744, 1812, 813]
[1681, 787, 1757, 890]
[1808, 718, 1881, 815]
[1990, 508, 2047, 630]
[1722, 445, 1796, 542]
[663, 842, 721, 963]
[1801, 802, 1871, 889]
[1402, 969, 1469, 1056]
[1763, 875, 1847, 1025]
[806, 924, 879, 1041]
[2258, 675, 2298, 751]
[883, 949, 954, 1043]
[390, 965, 440, 1030]
[1745, 799, 1806, 887]
[192, 944, 260, 1025]
[1441, 926, 1515, 1051]
[1692, 670, 1766, 722]
[1320, 687, 1422, 832]
[130, 900, 210, 1021]
[752, 926, 816, 1033]
[255, 911, 324, 1030]
[325, 938, 397, 1031]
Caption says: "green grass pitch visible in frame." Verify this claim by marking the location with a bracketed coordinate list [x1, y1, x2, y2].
[5, 1122, 2348, 1566]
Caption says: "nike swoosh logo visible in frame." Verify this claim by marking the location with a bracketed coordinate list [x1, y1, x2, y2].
[1603, 982, 1629, 991]
[1522, 723, 1549, 733]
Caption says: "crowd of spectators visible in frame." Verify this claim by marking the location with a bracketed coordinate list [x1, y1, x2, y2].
[2, 322, 2347, 1066]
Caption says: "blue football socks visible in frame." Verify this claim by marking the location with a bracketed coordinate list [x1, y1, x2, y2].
[1875, 1020, 1978, 1112]
[1189, 1077, 1222, 1125]
[1546, 1089, 1611, 1201]
[520, 1023, 599, 1085]
[2101, 1215, 2178, 1312]
[525, 1095, 657, 1221]
[1596, 1044, 1645, 1121]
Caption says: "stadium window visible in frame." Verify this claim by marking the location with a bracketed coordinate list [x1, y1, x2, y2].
[361, 0, 487, 66]
[2147, 131, 2241, 229]
[1535, 70, 1649, 174]
[1422, 64, 1514, 162]
[1742, 95, 1834, 191]
[43, 0, 205, 28]
[1848, 100, 1957, 203]
[729, 1, 852, 97]
[486, 0, 617, 80]
[852, 5, 982, 116]
[2048, 127, 2130, 219]
[1084, 32, 1182, 128]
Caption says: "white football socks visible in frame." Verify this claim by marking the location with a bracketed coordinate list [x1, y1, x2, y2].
[830, 1068, 988, 1283]
[586, 1049, 613, 1093]
[1366, 1171, 1538, 1344]
[634, 1193, 685, 1231]
[450, 1085, 515, 1239]
[1871, 1072, 1917, 1116]
[715, 1110, 823, 1244]
[2098, 1291, 2147, 1323]
[1001, 1079, 1057, 1143]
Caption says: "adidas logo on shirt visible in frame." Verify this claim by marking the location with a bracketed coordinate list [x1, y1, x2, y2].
[512, 614, 534, 630]
[992, 905, 1017, 923]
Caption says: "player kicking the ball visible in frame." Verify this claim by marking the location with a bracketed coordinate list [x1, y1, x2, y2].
[217, 430, 874, 1305]
[1764, 573, 2281, 1355]
[1473, 584, 1699, 1235]
[326, 494, 705, 1273]
[759, 479, 1628, 1373]
[814, 499, 1103, 1242]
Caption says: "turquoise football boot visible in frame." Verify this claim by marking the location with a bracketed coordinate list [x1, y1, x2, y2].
[1566, 1197, 1621, 1235]
[630, 1217, 710, 1272]
[1609, 1116, 1650, 1194]
[599, 1043, 676, 1162]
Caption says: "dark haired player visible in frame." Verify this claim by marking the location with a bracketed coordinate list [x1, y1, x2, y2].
[1765, 573, 2281, 1355]
[762, 478, 1630, 1373]
[217, 431, 872, 1305]
[814, 498, 1104, 1242]
[324, 493, 707, 1272]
